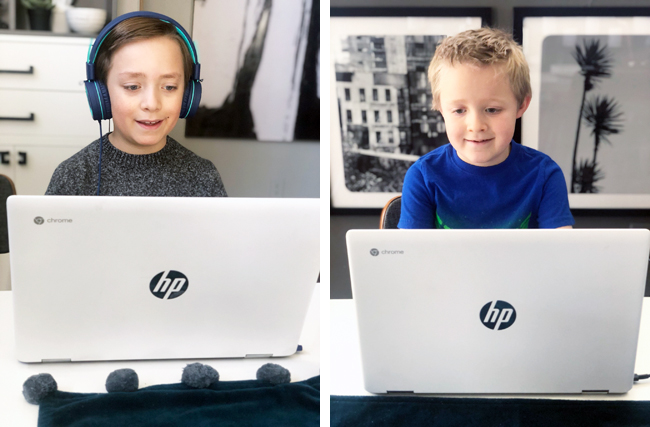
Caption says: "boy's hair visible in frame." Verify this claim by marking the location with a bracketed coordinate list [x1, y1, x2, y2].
[95, 17, 193, 87]
[427, 27, 531, 110]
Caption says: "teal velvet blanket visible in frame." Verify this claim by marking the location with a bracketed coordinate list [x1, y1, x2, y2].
[331, 394, 650, 427]
[38, 376, 319, 427]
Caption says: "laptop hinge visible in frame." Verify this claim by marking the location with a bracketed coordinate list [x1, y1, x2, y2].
[582, 390, 609, 394]
[245, 354, 273, 358]
[41, 359, 72, 363]
[386, 390, 414, 394]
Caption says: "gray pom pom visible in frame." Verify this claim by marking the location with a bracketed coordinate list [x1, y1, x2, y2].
[106, 368, 139, 393]
[181, 363, 219, 388]
[256, 363, 290, 384]
[23, 373, 57, 404]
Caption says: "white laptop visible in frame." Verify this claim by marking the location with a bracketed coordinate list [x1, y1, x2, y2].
[8, 196, 319, 363]
[347, 229, 650, 394]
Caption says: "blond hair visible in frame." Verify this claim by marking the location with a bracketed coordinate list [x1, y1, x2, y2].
[427, 27, 531, 110]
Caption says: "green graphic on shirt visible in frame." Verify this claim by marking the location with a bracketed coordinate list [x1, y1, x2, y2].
[436, 211, 532, 229]
[436, 213, 451, 229]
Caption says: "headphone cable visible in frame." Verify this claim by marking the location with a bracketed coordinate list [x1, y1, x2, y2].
[96, 121, 103, 195]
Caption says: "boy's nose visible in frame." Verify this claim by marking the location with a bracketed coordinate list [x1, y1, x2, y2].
[467, 112, 487, 133]
[141, 87, 161, 112]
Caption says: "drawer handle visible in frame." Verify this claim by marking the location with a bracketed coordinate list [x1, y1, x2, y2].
[0, 66, 34, 74]
[0, 113, 35, 121]
[18, 152, 27, 165]
[0, 151, 9, 165]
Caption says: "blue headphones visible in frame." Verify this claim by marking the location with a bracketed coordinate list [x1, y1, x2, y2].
[84, 11, 202, 121]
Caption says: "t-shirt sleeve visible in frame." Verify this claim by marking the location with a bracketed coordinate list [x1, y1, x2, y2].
[398, 163, 436, 229]
[537, 161, 575, 228]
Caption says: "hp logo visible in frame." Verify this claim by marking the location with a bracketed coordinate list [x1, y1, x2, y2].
[370, 248, 379, 256]
[150, 270, 189, 300]
[34, 217, 44, 225]
[480, 300, 516, 330]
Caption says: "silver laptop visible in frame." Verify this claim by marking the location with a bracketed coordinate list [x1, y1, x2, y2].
[8, 196, 319, 363]
[347, 229, 650, 394]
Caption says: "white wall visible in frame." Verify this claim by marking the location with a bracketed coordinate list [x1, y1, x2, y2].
[133, 0, 320, 197]
[170, 124, 320, 198]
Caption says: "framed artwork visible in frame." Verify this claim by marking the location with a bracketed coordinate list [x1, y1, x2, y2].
[186, 0, 319, 142]
[330, 7, 491, 209]
[514, 7, 650, 209]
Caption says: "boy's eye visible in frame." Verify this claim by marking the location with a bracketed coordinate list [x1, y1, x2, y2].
[164, 85, 178, 91]
[486, 108, 501, 114]
[124, 85, 139, 91]
[452, 109, 465, 115]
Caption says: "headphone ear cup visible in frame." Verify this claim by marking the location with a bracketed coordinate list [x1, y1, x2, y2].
[84, 80, 112, 121]
[180, 79, 202, 118]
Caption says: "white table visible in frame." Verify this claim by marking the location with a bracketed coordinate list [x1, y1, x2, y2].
[0, 284, 319, 425]
[331, 298, 650, 400]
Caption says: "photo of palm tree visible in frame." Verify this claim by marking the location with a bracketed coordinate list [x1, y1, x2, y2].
[569, 39, 612, 193]
[577, 95, 624, 192]
[537, 35, 650, 195]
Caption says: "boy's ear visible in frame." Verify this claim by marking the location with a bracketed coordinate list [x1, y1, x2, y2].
[516, 95, 532, 119]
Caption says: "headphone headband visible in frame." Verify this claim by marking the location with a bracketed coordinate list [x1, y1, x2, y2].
[86, 11, 200, 81]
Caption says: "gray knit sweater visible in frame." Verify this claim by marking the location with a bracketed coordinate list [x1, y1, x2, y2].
[46, 135, 227, 197]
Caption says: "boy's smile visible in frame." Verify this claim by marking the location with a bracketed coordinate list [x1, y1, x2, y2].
[438, 63, 530, 167]
[106, 36, 185, 155]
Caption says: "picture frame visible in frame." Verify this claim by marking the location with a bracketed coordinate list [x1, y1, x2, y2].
[514, 7, 650, 209]
[185, 0, 319, 142]
[330, 7, 491, 209]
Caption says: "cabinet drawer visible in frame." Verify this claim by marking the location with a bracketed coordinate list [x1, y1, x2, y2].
[0, 35, 91, 92]
[0, 89, 99, 137]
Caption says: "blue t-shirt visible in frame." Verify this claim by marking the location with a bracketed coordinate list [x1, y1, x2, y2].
[398, 141, 574, 229]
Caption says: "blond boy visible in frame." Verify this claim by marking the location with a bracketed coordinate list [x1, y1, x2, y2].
[398, 28, 573, 229]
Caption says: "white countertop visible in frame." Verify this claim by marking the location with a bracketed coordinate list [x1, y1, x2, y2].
[0, 285, 320, 424]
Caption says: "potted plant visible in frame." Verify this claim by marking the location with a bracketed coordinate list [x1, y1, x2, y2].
[21, 0, 55, 31]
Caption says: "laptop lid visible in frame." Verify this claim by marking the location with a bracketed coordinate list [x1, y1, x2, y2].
[347, 229, 650, 394]
[8, 196, 319, 363]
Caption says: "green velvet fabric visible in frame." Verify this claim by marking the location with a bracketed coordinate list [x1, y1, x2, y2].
[38, 376, 319, 427]
[331, 394, 650, 427]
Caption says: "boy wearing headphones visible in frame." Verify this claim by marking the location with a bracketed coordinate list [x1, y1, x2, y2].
[46, 14, 227, 197]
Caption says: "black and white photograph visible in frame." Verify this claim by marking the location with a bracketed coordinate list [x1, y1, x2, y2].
[186, 0, 319, 142]
[538, 35, 650, 196]
[516, 9, 650, 208]
[334, 34, 446, 194]
[330, 9, 490, 208]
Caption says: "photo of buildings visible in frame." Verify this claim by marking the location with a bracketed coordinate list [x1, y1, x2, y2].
[334, 35, 447, 192]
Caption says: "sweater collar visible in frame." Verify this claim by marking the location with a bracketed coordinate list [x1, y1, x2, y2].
[99, 133, 176, 167]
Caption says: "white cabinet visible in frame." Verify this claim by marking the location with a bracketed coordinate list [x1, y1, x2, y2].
[0, 89, 98, 136]
[0, 35, 92, 91]
[0, 136, 91, 194]
[0, 34, 103, 195]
